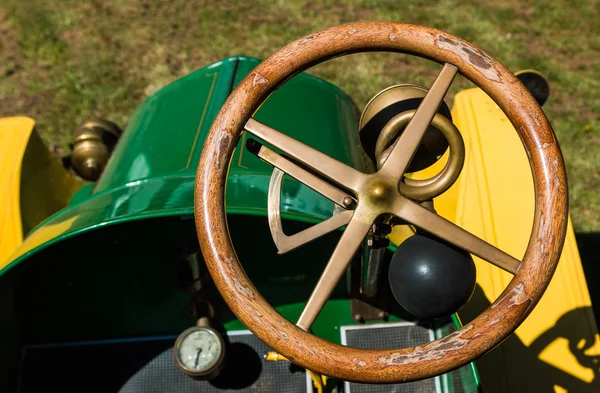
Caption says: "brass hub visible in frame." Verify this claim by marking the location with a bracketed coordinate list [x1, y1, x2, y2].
[363, 177, 394, 208]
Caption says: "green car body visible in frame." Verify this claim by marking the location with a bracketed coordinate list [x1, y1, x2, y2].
[0, 56, 478, 392]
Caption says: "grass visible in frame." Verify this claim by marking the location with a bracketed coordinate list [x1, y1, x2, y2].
[0, 0, 598, 231]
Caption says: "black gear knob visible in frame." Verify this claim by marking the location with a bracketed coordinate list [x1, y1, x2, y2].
[388, 234, 476, 319]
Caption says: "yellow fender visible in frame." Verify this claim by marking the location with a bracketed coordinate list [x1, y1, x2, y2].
[390, 86, 597, 391]
[0, 117, 82, 265]
[440, 89, 599, 392]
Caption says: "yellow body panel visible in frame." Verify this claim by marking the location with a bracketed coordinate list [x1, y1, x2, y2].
[429, 89, 600, 392]
[0, 117, 33, 264]
[0, 117, 82, 267]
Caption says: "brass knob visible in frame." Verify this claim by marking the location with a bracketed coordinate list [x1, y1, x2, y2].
[71, 119, 121, 181]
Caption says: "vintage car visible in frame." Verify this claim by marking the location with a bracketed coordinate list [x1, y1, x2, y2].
[1, 22, 598, 392]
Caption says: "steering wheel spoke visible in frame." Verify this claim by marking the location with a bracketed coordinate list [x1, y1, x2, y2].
[268, 168, 354, 254]
[245, 118, 366, 192]
[380, 63, 458, 180]
[395, 199, 521, 274]
[296, 210, 373, 331]
[249, 141, 355, 208]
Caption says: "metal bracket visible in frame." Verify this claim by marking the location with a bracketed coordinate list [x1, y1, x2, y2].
[267, 167, 353, 254]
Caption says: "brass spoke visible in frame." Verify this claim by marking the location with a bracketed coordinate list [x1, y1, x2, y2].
[268, 168, 354, 254]
[379, 64, 458, 179]
[245, 119, 365, 192]
[296, 211, 373, 330]
[272, 211, 354, 255]
[254, 142, 355, 208]
[395, 199, 520, 274]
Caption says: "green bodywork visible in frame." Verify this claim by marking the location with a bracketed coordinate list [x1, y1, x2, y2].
[2, 56, 365, 275]
[2, 53, 367, 342]
[1, 56, 478, 392]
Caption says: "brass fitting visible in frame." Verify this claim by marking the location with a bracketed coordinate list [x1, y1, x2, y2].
[70, 119, 122, 181]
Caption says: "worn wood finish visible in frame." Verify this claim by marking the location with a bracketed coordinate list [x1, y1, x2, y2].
[194, 22, 568, 383]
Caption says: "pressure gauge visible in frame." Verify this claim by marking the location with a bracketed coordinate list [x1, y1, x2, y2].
[174, 324, 225, 379]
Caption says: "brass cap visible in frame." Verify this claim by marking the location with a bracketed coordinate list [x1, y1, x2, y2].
[71, 119, 122, 181]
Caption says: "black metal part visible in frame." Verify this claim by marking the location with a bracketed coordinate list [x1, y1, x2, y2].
[363, 247, 387, 299]
[360, 98, 452, 172]
[177, 249, 215, 322]
[388, 234, 476, 319]
[349, 223, 393, 322]
[516, 70, 550, 107]
[245, 137, 261, 155]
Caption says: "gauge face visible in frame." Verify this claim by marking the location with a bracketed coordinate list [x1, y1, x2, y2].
[174, 327, 224, 376]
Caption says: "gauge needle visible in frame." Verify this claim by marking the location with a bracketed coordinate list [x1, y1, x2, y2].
[194, 348, 202, 368]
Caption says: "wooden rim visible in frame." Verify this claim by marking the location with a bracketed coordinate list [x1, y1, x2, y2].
[194, 22, 568, 383]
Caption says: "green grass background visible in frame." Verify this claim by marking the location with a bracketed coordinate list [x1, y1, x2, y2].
[0, 0, 598, 231]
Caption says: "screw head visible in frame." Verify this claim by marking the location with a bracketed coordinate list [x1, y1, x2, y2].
[343, 196, 355, 208]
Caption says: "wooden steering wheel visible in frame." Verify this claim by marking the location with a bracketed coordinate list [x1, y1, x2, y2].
[195, 22, 568, 383]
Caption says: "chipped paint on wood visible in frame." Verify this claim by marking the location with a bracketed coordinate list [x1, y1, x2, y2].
[234, 278, 255, 300]
[211, 133, 231, 171]
[553, 157, 562, 194]
[223, 255, 234, 270]
[299, 35, 316, 44]
[538, 142, 555, 151]
[351, 357, 368, 371]
[488, 316, 505, 326]
[352, 360, 367, 371]
[435, 34, 500, 82]
[539, 214, 547, 236]
[377, 325, 474, 366]
[491, 283, 531, 309]
[343, 28, 358, 40]
[252, 72, 269, 87]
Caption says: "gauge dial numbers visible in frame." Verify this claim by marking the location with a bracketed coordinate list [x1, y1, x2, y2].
[174, 326, 225, 379]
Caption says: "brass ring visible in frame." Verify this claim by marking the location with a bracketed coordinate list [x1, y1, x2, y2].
[375, 109, 465, 201]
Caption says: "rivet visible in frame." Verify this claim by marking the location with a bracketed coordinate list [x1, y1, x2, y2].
[343, 197, 355, 208]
